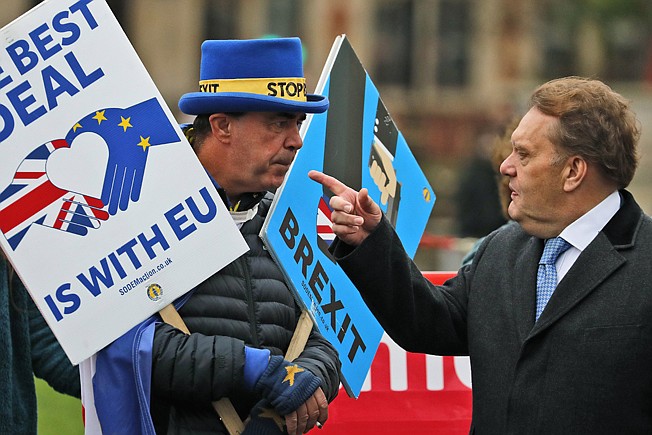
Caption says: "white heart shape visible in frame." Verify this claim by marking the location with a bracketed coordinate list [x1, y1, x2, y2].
[46, 132, 109, 199]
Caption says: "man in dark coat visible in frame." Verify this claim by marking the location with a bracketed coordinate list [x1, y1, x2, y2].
[151, 38, 340, 435]
[93, 38, 341, 435]
[309, 76, 652, 434]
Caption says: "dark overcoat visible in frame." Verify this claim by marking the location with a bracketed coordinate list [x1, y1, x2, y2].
[334, 190, 652, 434]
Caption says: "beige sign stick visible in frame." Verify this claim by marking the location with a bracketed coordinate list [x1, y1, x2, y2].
[158, 305, 314, 435]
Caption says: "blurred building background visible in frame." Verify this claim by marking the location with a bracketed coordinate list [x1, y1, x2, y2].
[3, 0, 652, 270]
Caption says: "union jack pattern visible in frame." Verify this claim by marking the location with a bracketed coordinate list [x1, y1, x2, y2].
[0, 140, 109, 250]
[316, 194, 335, 260]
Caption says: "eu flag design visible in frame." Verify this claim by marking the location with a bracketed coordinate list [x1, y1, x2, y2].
[65, 97, 180, 215]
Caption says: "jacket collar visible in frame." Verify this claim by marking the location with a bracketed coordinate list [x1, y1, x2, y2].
[204, 168, 265, 211]
[601, 189, 643, 249]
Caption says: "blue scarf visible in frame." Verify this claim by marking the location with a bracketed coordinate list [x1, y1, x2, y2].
[93, 292, 192, 434]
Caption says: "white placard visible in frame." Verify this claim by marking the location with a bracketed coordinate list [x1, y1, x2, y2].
[0, 0, 248, 364]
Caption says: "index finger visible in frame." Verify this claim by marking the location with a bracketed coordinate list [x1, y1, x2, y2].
[308, 170, 350, 196]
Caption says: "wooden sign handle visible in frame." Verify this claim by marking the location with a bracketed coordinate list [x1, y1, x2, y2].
[159, 304, 244, 434]
[158, 305, 314, 435]
[285, 310, 313, 361]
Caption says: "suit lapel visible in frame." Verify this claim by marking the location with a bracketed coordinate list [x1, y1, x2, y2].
[511, 237, 542, 342]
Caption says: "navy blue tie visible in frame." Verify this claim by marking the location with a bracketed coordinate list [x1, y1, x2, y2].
[535, 237, 571, 321]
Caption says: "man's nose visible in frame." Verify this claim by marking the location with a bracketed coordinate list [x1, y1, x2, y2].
[286, 126, 303, 151]
[499, 153, 514, 176]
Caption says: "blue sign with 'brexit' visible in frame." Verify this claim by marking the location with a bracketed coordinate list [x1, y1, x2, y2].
[262, 35, 435, 398]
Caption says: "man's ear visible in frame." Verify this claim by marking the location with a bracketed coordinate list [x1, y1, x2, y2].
[209, 113, 231, 142]
[563, 155, 587, 192]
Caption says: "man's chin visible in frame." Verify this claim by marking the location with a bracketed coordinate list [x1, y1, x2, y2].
[264, 177, 285, 192]
[507, 204, 519, 221]
[512, 215, 550, 238]
[508, 208, 533, 231]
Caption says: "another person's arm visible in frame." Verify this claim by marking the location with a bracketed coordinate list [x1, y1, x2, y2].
[26, 280, 81, 398]
[152, 324, 255, 404]
[309, 169, 470, 356]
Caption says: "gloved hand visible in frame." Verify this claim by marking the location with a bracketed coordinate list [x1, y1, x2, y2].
[242, 399, 287, 435]
[254, 355, 321, 416]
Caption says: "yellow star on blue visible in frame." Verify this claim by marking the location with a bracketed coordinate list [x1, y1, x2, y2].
[283, 365, 304, 386]
[93, 110, 107, 124]
[118, 116, 132, 132]
[138, 136, 151, 151]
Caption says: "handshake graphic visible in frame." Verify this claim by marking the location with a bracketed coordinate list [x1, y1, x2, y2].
[0, 98, 179, 250]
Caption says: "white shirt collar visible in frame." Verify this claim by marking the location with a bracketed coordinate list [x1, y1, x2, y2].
[230, 203, 259, 229]
[559, 190, 621, 251]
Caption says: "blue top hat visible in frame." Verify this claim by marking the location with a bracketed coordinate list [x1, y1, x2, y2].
[178, 38, 328, 115]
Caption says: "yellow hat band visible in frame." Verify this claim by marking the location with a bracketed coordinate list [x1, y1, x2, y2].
[198, 77, 307, 102]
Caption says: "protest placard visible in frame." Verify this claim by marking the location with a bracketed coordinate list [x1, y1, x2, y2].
[0, 0, 247, 365]
[262, 35, 435, 397]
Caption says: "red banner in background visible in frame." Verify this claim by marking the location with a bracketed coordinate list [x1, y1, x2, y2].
[321, 272, 472, 434]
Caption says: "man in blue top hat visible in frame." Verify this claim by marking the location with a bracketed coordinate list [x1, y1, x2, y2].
[93, 38, 341, 435]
